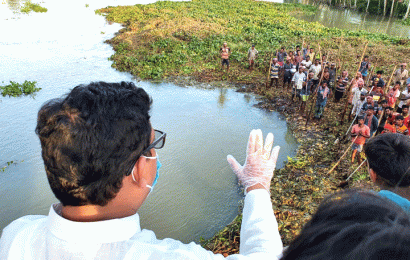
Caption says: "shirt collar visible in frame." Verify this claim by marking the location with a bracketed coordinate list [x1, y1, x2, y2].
[47, 203, 141, 243]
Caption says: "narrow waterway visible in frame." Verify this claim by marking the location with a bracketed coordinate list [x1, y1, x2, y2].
[0, 0, 297, 243]
[286, 0, 410, 38]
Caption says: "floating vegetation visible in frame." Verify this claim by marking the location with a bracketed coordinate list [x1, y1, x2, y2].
[20, 1, 48, 14]
[0, 81, 41, 97]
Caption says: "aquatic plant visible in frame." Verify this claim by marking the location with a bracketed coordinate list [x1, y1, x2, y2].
[0, 81, 41, 97]
[20, 1, 48, 14]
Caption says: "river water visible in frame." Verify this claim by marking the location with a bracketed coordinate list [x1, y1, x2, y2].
[0, 0, 297, 243]
[286, 0, 410, 38]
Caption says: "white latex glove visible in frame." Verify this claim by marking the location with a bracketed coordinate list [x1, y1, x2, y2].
[227, 129, 280, 193]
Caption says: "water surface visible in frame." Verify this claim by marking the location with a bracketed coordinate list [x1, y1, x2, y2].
[0, 0, 297, 243]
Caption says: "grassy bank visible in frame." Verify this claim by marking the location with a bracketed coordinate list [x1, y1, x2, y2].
[97, 0, 410, 255]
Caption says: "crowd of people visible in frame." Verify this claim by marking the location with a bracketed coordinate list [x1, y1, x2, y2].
[220, 42, 410, 164]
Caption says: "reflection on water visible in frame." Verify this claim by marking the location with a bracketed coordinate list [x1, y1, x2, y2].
[0, 0, 298, 243]
[286, 1, 410, 38]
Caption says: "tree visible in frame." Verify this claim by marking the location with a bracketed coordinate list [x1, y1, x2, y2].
[390, 0, 395, 17]
[404, 0, 410, 19]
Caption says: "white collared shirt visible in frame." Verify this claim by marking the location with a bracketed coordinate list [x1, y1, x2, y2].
[0, 189, 283, 260]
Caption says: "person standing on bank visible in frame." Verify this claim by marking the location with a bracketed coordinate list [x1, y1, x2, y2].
[247, 44, 258, 71]
[351, 116, 370, 163]
[270, 58, 281, 88]
[220, 42, 231, 71]
[0, 82, 284, 259]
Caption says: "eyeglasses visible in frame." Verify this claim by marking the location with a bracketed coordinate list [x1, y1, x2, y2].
[126, 129, 166, 176]
[141, 129, 166, 155]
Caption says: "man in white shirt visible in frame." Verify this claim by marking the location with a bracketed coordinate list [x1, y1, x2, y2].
[291, 66, 307, 101]
[309, 59, 322, 88]
[0, 82, 283, 260]
[398, 84, 410, 113]
[300, 56, 312, 70]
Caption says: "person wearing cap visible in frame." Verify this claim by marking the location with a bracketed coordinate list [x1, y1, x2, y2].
[220, 42, 231, 71]
[394, 63, 409, 86]
[364, 133, 410, 213]
[398, 83, 410, 113]
[351, 116, 370, 163]
[270, 58, 281, 88]
[359, 55, 371, 81]
[364, 106, 379, 137]
[283, 57, 296, 89]
[396, 115, 409, 135]
[386, 82, 401, 108]
[291, 65, 306, 101]
[247, 44, 258, 71]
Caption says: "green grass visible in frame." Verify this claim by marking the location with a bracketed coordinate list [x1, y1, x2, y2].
[96, 0, 407, 82]
[21, 1, 48, 14]
[0, 81, 41, 97]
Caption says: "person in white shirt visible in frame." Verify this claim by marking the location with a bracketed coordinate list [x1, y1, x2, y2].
[309, 59, 322, 88]
[0, 82, 283, 260]
[247, 44, 258, 71]
[300, 56, 312, 70]
[291, 66, 307, 101]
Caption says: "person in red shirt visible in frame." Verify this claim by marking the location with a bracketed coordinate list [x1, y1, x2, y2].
[351, 116, 371, 163]
[382, 124, 396, 134]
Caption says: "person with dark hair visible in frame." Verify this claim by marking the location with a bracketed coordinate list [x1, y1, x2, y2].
[373, 70, 385, 88]
[314, 81, 330, 120]
[364, 133, 410, 212]
[364, 106, 379, 137]
[351, 116, 370, 163]
[359, 55, 371, 81]
[281, 190, 410, 260]
[220, 42, 231, 71]
[277, 47, 287, 66]
[395, 115, 409, 135]
[0, 82, 284, 259]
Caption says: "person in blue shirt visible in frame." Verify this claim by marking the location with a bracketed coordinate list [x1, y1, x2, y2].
[364, 133, 410, 213]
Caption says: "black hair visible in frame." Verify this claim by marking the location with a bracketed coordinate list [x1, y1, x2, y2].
[381, 100, 388, 104]
[281, 190, 410, 260]
[364, 133, 410, 187]
[396, 115, 404, 120]
[377, 70, 384, 74]
[367, 106, 374, 110]
[396, 81, 402, 86]
[296, 45, 300, 48]
[403, 105, 409, 109]
[35, 82, 152, 206]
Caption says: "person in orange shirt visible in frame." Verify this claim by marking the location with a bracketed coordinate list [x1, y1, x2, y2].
[382, 123, 396, 134]
[351, 116, 371, 163]
[396, 115, 409, 135]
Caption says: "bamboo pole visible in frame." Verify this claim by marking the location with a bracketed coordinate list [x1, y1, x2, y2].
[306, 45, 324, 126]
[340, 42, 369, 124]
[328, 136, 358, 174]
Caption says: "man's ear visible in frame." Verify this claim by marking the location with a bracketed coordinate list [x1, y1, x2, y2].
[129, 157, 149, 188]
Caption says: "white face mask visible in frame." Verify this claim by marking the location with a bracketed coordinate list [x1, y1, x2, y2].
[132, 153, 161, 193]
